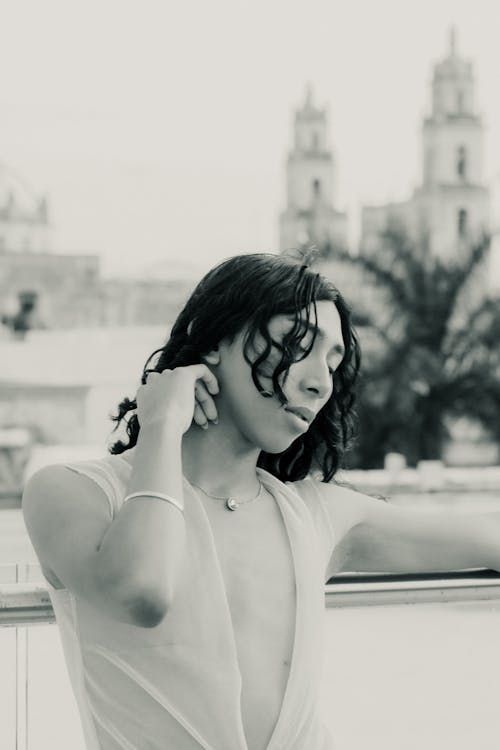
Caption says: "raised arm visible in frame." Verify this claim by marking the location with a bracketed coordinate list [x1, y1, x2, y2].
[316, 481, 500, 575]
[23, 364, 219, 628]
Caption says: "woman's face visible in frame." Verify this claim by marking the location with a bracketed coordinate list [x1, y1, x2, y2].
[213, 300, 345, 454]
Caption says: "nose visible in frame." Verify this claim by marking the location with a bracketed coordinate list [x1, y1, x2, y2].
[295, 360, 332, 400]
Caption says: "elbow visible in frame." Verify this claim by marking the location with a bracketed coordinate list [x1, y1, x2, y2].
[126, 591, 170, 628]
[106, 566, 175, 628]
[111, 573, 177, 629]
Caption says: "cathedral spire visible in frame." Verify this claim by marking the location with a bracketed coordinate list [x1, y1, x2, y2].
[280, 88, 347, 253]
[304, 82, 314, 110]
[449, 25, 457, 58]
[430, 27, 475, 119]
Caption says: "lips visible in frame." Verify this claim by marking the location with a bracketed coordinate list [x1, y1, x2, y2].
[284, 405, 315, 424]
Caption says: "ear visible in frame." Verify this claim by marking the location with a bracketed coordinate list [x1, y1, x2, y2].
[202, 346, 221, 366]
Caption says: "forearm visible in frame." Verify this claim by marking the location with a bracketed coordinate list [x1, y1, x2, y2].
[96, 422, 186, 611]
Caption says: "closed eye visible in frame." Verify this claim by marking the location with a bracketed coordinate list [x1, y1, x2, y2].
[275, 339, 310, 358]
[329, 358, 343, 373]
[270, 335, 343, 378]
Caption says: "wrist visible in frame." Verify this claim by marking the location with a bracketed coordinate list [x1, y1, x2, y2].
[139, 418, 185, 443]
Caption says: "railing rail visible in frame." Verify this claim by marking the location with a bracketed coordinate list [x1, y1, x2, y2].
[2, 569, 500, 627]
[325, 568, 500, 606]
[0, 584, 56, 626]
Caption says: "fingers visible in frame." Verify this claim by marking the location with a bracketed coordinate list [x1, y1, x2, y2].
[194, 380, 218, 429]
[191, 363, 219, 396]
[193, 400, 209, 430]
[190, 365, 219, 431]
[195, 381, 218, 421]
[140, 365, 219, 432]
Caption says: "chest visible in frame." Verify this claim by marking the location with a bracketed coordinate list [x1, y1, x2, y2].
[201, 492, 296, 625]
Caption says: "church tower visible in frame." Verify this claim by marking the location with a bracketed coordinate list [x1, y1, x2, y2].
[415, 27, 489, 258]
[279, 85, 347, 253]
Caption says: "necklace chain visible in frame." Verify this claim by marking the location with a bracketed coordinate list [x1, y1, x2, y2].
[189, 479, 264, 511]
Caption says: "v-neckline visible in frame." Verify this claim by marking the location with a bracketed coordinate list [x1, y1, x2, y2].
[183, 467, 301, 750]
[111, 453, 302, 750]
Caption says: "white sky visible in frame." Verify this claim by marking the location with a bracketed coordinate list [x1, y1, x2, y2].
[1, 0, 500, 279]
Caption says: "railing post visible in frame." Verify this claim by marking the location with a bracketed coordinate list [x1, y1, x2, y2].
[15, 563, 29, 750]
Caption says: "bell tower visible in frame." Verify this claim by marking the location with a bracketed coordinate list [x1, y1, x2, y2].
[416, 27, 489, 257]
[279, 85, 347, 253]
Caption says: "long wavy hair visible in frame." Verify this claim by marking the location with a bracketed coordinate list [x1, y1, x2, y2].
[109, 252, 361, 483]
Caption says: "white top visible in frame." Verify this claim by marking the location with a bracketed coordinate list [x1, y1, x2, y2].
[45, 452, 338, 750]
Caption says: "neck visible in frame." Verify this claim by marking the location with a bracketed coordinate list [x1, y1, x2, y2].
[181, 418, 262, 497]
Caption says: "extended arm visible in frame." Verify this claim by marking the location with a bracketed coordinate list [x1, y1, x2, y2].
[318, 482, 500, 575]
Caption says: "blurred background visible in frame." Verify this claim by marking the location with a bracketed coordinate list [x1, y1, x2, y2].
[1, 0, 500, 495]
[3, 3, 500, 748]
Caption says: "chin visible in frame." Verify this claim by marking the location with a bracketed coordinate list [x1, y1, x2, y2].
[238, 423, 293, 455]
[257, 433, 303, 455]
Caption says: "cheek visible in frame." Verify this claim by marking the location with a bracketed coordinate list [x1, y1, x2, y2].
[224, 363, 280, 419]
[248, 335, 283, 375]
[247, 352, 285, 393]
[219, 359, 263, 406]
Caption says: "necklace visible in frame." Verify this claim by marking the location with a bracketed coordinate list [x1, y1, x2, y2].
[189, 479, 264, 511]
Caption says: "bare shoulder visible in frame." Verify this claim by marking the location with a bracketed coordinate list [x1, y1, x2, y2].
[307, 477, 388, 539]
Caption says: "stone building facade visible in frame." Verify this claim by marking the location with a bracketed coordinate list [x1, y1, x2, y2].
[361, 29, 490, 264]
[279, 85, 348, 253]
[0, 163, 194, 333]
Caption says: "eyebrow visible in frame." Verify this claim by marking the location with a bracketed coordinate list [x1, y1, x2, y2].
[284, 317, 346, 356]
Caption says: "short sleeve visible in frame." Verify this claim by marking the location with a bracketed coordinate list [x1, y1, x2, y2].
[64, 460, 119, 520]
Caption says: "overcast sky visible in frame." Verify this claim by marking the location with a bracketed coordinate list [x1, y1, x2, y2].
[1, 0, 500, 279]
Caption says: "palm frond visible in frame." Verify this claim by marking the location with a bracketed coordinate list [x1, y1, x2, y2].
[328, 228, 498, 466]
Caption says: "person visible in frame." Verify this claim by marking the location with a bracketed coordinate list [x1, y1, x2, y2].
[22, 252, 500, 750]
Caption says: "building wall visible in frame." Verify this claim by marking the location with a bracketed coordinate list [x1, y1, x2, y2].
[414, 184, 490, 260]
[0, 162, 195, 332]
[99, 278, 193, 327]
[360, 200, 417, 253]
[0, 249, 195, 331]
[0, 250, 102, 328]
[0, 220, 51, 254]
[280, 207, 348, 252]
[0, 383, 90, 445]
[286, 154, 335, 211]
[422, 119, 483, 186]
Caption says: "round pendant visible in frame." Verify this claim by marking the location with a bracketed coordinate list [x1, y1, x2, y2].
[226, 497, 238, 511]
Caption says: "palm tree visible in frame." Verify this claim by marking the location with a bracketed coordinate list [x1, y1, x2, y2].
[316, 229, 500, 468]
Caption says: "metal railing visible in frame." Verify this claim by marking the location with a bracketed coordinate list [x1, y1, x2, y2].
[2, 569, 500, 628]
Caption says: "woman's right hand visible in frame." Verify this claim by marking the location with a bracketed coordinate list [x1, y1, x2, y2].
[135, 364, 219, 435]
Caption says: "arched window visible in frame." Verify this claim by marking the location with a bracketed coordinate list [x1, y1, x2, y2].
[457, 146, 467, 179]
[458, 208, 468, 237]
[312, 179, 321, 199]
[311, 132, 319, 150]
